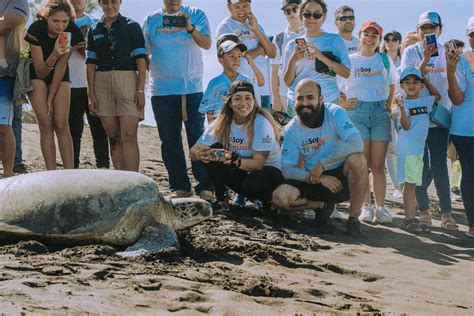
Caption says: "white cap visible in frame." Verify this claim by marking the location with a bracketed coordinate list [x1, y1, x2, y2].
[467, 16, 474, 36]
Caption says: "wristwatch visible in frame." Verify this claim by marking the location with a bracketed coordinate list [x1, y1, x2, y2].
[187, 24, 196, 34]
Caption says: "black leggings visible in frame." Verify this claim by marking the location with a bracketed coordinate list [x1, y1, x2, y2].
[69, 88, 110, 169]
[204, 162, 284, 202]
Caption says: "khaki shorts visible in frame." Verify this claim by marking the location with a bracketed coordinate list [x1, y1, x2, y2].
[94, 70, 144, 120]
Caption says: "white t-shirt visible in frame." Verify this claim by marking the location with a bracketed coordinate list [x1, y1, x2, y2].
[271, 27, 307, 97]
[396, 96, 435, 156]
[343, 35, 358, 55]
[451, 52, 474, 137]
[143, 5, 210, 96]
[216, 17, 269, 97]
[69, 14, 98, 88]
[282, 103, 359, 171]
[198, 114, 281, 169]
[199, 72, 251, 114]
[281, 33, 351, 103]
[339, 52, 396, 101]
[401, 42, 450, 127]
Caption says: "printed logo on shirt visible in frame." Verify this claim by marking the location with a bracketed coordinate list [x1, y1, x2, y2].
[354, 67, 383, 78]
[93, 34, 105, 40]
[262, 135, 272, 144]
[301, 136, 331, 153]
[347, 47, 358, 54]
[409, 106, 428, 116]
[156, 26, 184, 35]
[426, 63, 445, 74]
[234, 29, 257, 41]
[230, 137, 251, 151]
[343, 121, 355, 131]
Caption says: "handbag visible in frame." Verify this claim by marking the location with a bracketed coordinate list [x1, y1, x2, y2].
[429, 103, 451, 129]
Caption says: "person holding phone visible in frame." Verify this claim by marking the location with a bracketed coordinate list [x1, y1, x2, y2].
[190, 80, 283, 212]
[339, 21, 397, 224]
[25, 0, 83, 170]
[282, 0, 351, 116]
[401, 11, 457, 229]
[143, 0, 213, 200]
[86, 0, 146, 172]
[446, 16, 474, 238]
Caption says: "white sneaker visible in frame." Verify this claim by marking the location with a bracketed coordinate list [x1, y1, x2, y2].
[374, 206, 393, 224]
[392, 189, 403, 199]
[358, 205, 375, 222]
[329, 206, 343, 220]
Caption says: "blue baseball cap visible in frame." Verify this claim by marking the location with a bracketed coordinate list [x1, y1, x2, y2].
[400, 67, 423, 82]
[417, 11, 442, 28]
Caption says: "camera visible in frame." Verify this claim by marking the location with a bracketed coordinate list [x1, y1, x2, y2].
[163, 15, 187, 28]
[209, 149, 228, 162]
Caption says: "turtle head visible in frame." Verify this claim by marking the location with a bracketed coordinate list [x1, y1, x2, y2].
[169, 198, 213, 230]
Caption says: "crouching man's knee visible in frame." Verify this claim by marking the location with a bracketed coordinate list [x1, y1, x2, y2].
[272, 184, 301, 210]
[344, 153, 368, 176]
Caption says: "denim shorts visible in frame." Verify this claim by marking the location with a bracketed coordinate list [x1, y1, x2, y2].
[0, 77, 14, 126]
[345, 100, 391, 142]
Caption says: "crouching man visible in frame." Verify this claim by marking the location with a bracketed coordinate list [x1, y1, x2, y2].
[272, 79, 368, 236]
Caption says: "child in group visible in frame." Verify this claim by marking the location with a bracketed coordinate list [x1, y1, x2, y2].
[199, 34, 263, 123]
[395, 67, 441, 233]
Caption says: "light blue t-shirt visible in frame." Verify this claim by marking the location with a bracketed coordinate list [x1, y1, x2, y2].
[199, 72, 251, 114]
[281, 103, 358, 172]
[451, 53, 474, 137]
[198, 114, 281, 169]
[396, 96, 435, 156]
[143, 6, 210, 96]
[216, 17, 269, 96]
[281, 33, 350, 103]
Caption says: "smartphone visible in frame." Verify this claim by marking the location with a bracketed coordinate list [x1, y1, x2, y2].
[295, 38, 308, 58]
[163, 15, 187, 28]
[445, 40, 458, 58]
[59, 32, 71, 46]
[209, 149, 228, 162]
[424, 33, 439, 57]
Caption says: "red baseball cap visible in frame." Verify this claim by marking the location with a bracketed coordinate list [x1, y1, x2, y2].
[360, 21, 383, 37]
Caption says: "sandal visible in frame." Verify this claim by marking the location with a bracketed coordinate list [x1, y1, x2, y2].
[440, 218, 459, 231]
[419, 212, 432, 227]
[400, 218, 431, 234]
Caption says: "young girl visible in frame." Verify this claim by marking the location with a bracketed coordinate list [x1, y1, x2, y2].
[25, 0, 83, 170]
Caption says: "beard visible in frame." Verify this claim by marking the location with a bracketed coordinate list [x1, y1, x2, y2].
[342, 23, 355, 33]
[296, 103, 324, 128]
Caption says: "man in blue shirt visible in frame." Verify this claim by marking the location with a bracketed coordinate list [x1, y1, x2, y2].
[143, 0, 213, 200]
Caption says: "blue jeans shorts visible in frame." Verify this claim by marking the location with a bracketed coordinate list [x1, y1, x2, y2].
[345, 100, 391, 142]
[0, 77, 14, 126]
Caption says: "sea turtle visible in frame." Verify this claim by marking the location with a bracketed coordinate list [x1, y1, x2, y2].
[0, 169, 212, 257]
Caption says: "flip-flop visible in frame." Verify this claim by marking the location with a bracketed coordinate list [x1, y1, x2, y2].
[400, 218, 431, 234]
[440, 218, 459, 231]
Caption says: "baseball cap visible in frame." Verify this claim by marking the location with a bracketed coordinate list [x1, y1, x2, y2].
[229, 80, 255, 97]
[384, 30, 402, 41]
[218, 40, 247, 57]
[216, 33, 241, 49]
[360, 21, 383, 37]
[467, 16, 474, 36]
[281, 0, 301, 10]
[417, 11, 442, 28]
[400, 67, 423, 82]
[228, 0, 251, 4]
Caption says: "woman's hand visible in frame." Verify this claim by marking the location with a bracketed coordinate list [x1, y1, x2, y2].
[339, 91, 359, 109]
[446, 50, 461, 74]
[291, 43, 307, 63]
[88, 92, 98, 115]
[46, 97, 54, 115]
[135, 90, 145, 111]
[394, 94, 405, 109]
[306, 43, 322, 60]
[54, 36, 70, 57]
[196, 147, 213, 164]
[421, 40, 437, 62]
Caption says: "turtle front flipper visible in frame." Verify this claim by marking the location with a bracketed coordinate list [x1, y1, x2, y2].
[117, 223, 179, 257]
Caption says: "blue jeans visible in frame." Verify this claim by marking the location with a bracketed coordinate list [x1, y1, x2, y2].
[415, 127, 452, 213]
[151, 93, 212, 194]
[12, 103, 23, 166]
[451, 135, 474, 226]
[345, 101, 392, 142]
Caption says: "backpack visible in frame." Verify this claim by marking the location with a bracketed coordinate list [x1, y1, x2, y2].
[378, 52, 391, 84]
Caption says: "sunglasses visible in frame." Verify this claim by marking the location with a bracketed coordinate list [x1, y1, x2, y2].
[384, 37, 399, 42]
[302, 11, 324, 20]
[284, 6, 298, 15]
[337, 15, 355, 22]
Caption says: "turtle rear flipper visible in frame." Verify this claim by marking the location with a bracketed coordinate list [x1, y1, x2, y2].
[117, 223, 179, 257]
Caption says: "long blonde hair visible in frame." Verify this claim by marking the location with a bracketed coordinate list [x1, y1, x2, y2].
[213, 95, 280, 149]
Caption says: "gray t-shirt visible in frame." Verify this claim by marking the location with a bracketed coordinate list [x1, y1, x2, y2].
[0, 0, 29, 72]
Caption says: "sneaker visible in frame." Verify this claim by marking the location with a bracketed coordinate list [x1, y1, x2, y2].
[198, 190, 214, 202]
[232, 194, 246, 207]
[358, 205, 374, 222]
[13, 164, 28, 174]
[374, 206, 393, 224]
[392, 189, 403, 199]
[346, 217, 363, 236]
[329, 205, 344, 221]
[172, 190, 193, 198]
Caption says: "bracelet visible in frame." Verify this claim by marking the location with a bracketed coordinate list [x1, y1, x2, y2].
[137, 90, 145, 93]
[44, 61, 54, 70]
[187, 24, 196, 34]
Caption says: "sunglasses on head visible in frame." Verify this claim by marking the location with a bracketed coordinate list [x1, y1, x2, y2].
[284, 6, 298, 15]
[302, 11, 324, 20]
[337, 15, 355, 22]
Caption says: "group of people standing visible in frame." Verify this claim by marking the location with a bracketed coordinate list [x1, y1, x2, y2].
[0, 0, 472, 238]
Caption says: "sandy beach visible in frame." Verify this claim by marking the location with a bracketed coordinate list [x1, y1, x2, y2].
[0, 123, 473, 315]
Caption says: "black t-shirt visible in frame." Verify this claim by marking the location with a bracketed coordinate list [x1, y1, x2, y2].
[25, 19, 84, 83]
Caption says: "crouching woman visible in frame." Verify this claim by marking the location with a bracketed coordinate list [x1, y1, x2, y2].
[190, 80, 283, 210]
